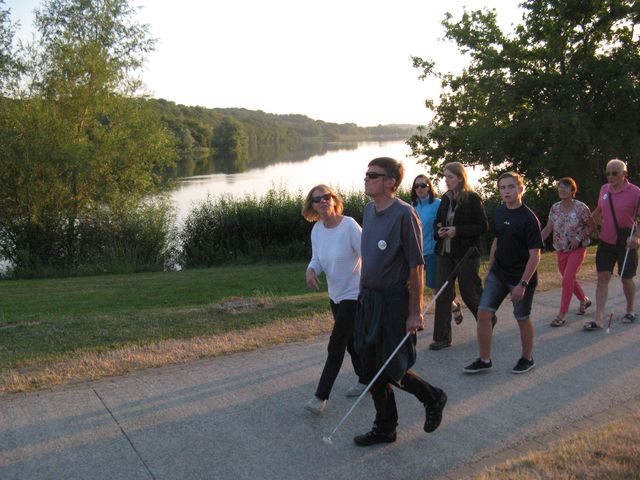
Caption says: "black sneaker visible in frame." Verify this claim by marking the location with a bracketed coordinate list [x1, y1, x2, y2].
[429, 339, 451, 351]
[424, 391, 447, 433]
[353, 427, 397, 446]
[512, 357, 535, 374]
[463, 358, 493, 373]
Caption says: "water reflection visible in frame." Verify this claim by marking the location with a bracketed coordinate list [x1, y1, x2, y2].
[170, 140, 433, 223]
[167, 140, 362, 178]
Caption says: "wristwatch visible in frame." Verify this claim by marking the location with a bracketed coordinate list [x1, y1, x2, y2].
[519, 279, 528, 288]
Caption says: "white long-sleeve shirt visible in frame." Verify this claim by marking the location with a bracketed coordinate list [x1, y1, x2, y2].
[307, 216, 361, 303]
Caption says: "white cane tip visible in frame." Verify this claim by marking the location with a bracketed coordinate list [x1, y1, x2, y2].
[322, 436, 333, 445]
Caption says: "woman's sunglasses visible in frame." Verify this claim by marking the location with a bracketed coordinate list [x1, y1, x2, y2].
[414, 183, 428, 189]
[312, 193, 332, 203]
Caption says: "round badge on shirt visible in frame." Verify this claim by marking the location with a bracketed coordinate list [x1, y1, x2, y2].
[378, 240, 387, 250]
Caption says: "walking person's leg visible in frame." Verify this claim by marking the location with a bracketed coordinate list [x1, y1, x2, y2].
[556, 251, 571, 319]
[512, 274, 537, 373]
[431, 254, 456, 349]
[398, 371, 447, 433]
[477, 310, 494, 360]
[620, 246, 638, 322]
[457, 256, 482, 320]
[353, 371, 398, 446]
[339, 300, 367, 394]
[567, 247, 589, 306]
[593, 243, 616, 329]
[554, 248, 588, 324]
[306, 300, 353, 413]
[463, 270, 508, 373]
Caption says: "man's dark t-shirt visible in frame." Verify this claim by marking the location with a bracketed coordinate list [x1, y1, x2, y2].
[491, 203, 543, 285]
[360, 198, 424, 291]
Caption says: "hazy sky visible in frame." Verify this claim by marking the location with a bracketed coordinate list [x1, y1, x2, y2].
[6, 0, 524, 127]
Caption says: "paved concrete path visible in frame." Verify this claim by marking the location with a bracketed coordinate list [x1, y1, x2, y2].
[1, 281, 639, 480]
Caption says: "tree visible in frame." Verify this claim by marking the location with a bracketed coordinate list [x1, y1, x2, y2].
[211, 116, 249, 173]
[0, 0, 176, 273]
[409, 0, 640, 203]
[0, 0, 21, 93]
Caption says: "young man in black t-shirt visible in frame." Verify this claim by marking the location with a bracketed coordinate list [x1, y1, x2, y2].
[463, 172, 543, 374]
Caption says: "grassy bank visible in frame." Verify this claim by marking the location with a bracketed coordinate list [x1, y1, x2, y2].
[0, 262, 331, 391]
[0, 249, 597, 392]
[474, 408, 640, 479]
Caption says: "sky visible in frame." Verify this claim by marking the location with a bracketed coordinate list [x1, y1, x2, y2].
[6, 0, 524, 127]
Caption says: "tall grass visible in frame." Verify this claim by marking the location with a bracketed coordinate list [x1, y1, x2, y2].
[6, 198, 176, 278]
[179, 185, 398, 267]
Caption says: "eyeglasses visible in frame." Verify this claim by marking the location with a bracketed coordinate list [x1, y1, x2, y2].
[606, 171, 621, 177]
[365, 171, 387, 179]
[414, 183, 428, 189]
[312, 193, 332, 203]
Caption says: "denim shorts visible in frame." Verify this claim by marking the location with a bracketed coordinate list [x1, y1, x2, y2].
[479, 269, 538, 321]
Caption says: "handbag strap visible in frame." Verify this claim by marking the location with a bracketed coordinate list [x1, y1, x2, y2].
[607, 190, 621, 231]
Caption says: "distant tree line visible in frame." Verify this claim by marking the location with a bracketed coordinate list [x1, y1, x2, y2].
[151, 99, 416, 176]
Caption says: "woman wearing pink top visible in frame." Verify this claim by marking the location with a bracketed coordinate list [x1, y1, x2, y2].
[541, 177, 595, 326]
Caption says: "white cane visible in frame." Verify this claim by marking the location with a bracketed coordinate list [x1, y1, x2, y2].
[607, 221, 638, 333]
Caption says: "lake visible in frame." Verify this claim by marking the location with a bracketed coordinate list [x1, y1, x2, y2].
[170, 140, 485, 223]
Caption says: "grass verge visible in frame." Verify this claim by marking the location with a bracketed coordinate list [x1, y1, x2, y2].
[474, 409, 640, 480]
[0, 249, 596, 394]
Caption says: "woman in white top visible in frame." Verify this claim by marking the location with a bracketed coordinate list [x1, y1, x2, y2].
[302, 184, 365, 414]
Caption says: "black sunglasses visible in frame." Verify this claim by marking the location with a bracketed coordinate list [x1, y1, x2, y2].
[365, 171, 387, 179]
[414, 183, 428, 189]
[312, 193, 332, 203]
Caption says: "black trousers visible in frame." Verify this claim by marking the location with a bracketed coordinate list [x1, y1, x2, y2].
[432, 254, 482, 343]
[360, 344, 443, 434]
[315, 299, 364, 400]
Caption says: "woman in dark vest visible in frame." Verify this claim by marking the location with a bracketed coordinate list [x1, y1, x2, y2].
[430, 162, 489, 350]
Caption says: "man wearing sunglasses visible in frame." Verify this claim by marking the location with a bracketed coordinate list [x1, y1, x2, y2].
[353, 157, 447, 446]
[588, 159, 640, 330]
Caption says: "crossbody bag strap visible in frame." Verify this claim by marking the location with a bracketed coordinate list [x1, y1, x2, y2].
[607, 190, 621, 231]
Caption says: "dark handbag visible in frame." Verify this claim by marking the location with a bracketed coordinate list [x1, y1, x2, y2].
[607, 192, 632, 247]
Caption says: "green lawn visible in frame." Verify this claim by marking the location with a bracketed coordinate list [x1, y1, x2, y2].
[0, 262, 326, 369]
[0, 248, 597, 373]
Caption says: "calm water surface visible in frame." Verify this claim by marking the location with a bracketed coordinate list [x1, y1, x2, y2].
[171, 140, 484, 222]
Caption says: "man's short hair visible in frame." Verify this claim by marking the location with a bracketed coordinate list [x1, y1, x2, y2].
[607, 158, 627, 176]
[368, 157, 404, 191]
[497, 171, 524, 188]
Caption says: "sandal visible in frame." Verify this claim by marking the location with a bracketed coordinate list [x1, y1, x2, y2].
[583, 321, 602, 331]
[622, 313, 637, 324]
[452, 301, 464, 325]
[577, 298, 592, 315]
[550, 316, 566, 327]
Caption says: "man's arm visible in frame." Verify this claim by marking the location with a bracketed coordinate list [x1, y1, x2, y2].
[406, 265, 424, 334]
[511, 248, 541, 302]
[486, 238, 497, 276]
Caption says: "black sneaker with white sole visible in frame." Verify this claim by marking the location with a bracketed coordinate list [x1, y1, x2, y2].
[463, 358, 492, 373]
[511, 357, 535, 374]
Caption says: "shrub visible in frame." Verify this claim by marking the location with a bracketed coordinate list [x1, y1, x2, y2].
[6, 199, 176, 278]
